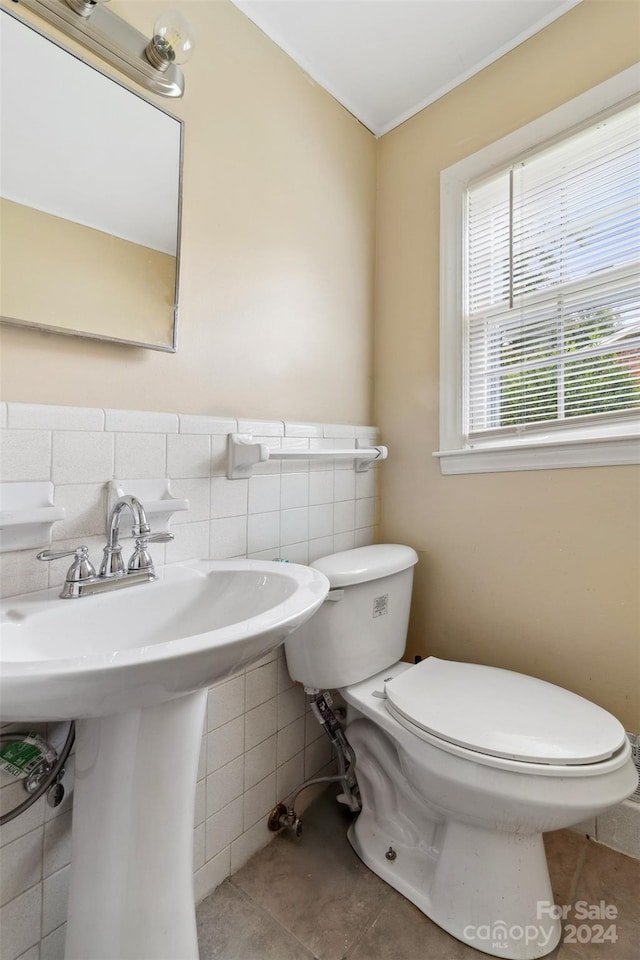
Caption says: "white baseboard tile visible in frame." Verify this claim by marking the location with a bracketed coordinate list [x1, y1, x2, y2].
[595, 799, 640, 860]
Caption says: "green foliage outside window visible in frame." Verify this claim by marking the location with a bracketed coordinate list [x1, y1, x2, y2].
[498, 307, 640, 427]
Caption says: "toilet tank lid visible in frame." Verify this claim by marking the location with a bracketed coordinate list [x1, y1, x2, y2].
[311, 544, 418, 587]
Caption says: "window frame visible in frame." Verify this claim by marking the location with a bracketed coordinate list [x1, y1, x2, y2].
[437, 66, 640, 475]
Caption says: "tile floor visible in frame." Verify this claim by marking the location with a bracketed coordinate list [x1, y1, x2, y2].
[196, 787, 640, 960]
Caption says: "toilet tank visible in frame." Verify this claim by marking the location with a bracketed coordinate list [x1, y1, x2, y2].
[284, 544, 418, 690]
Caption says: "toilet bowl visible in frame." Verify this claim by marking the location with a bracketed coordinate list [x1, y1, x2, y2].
[284, 545, 638, 960]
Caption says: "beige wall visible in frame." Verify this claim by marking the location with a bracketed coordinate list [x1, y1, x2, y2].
[375, 0, 640, 730]
[0, 0, 376, 423]
[0, 198, 175, 346]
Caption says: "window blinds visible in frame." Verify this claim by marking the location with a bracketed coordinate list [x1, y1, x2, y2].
[466, 100, 640, 435]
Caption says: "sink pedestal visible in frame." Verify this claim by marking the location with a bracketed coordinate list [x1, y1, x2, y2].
[65, 689, 207, 960]
[0, 558, 329, 956]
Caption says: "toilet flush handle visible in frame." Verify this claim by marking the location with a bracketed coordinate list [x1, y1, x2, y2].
[325, 589, 344, 602]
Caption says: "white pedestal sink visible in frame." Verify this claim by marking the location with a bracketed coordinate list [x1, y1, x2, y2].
[0, 559, 329, 959]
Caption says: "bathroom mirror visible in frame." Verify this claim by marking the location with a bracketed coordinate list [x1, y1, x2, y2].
[0, 9, 183, 352]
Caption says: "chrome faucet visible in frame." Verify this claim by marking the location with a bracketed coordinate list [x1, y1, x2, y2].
[38, 495, 173, 598]
[100, 495, 152, 578]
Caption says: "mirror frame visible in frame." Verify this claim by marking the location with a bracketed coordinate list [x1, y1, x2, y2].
[0, 6, 184, 353]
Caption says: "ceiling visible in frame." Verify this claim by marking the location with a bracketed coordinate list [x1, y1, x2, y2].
[231, 0, 581, 136]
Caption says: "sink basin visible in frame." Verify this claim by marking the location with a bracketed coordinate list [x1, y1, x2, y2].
[0, 558, 329, 720]
[0, 558, 329, 960]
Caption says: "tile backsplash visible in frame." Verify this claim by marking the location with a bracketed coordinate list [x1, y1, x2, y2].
[0, 401, 380, 960]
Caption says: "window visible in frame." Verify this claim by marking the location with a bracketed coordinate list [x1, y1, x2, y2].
[437, 68, 640, 474]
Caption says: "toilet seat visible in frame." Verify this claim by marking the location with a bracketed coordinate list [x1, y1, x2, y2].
[343, 662, 634, 778]
[383, 657, 627, 766]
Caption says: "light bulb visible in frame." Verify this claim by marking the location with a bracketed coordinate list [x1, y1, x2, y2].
[146, 11, 195, 71]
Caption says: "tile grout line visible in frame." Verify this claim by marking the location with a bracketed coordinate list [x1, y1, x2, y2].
[39, 811, 46, 947]
[341, 885, 397, 960]
[225, 875, 319, 959]
[567, 838, 590, 903]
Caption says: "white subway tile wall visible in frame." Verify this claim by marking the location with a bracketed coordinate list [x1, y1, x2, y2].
[0, 402, 380, 960]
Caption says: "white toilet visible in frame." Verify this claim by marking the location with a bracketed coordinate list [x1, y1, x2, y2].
[284, 544, 638, 960]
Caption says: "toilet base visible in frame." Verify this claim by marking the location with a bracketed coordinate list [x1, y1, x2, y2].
[348, 814, 561, 960]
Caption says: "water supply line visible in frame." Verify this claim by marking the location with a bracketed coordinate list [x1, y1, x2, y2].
[0, 722, 75, 825]
[268, 690, 360, 838]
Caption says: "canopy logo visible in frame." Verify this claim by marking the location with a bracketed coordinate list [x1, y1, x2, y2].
[464, 901, 619, 951]
[462, 922, 557, 951]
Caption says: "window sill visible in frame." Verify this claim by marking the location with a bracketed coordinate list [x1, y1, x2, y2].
[434, 434, 640, 475]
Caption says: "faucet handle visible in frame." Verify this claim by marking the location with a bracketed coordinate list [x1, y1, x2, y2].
[38, 545, 89, 563]
[37, 545, 97, 582]
[146, 533, 174, 544]
[127, 532, 174, 574]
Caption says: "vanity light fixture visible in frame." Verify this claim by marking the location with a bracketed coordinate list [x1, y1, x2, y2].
[14, 0, 195, 97]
